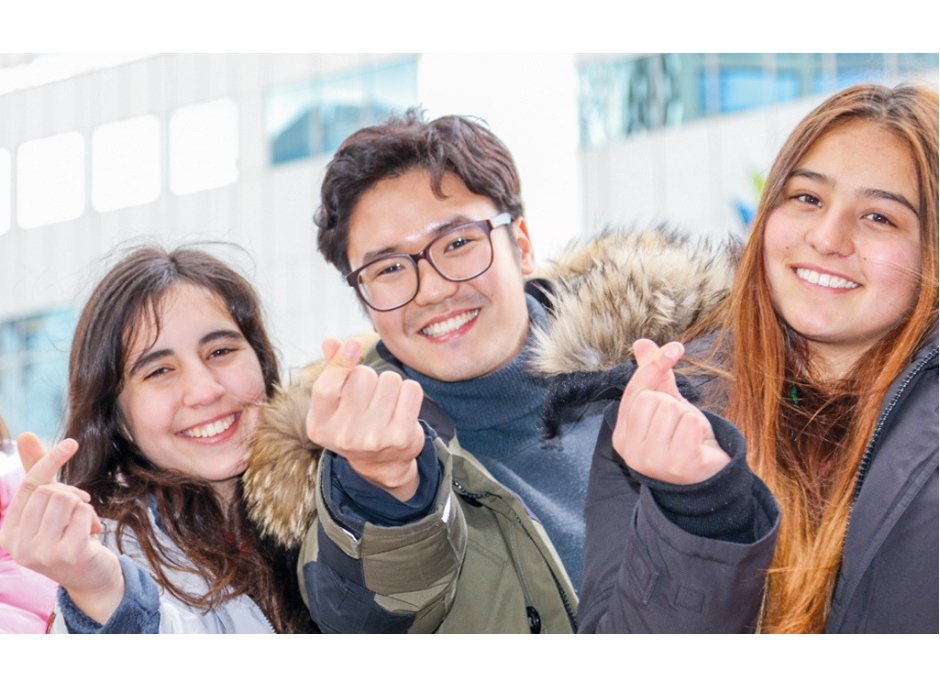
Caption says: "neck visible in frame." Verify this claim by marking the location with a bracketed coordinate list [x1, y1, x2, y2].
[806, 342, 866, 383]
[402, 295, 550, 453]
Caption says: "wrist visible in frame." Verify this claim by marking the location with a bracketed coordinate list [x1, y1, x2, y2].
[64, 557, 125, 625]
[350, 458, 420, 502]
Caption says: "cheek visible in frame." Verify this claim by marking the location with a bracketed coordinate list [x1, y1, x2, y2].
[116, 390, 144, 440]
[368, 309, 403, 343]
[242, 362, 269, 403]
[762, 215, 798, 264]
[863, 244, 922, 303]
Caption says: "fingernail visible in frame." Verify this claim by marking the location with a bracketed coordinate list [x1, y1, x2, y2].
[664, 342, 683, 360]
[343, 339, 360, 361]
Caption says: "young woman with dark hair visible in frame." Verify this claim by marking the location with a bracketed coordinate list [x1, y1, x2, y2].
[578, 82, 938, 633]
[0, 246, 315, 633]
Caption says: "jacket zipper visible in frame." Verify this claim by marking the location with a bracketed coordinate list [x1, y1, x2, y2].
[850, 345, 938, 506]
[451, 479, 579, 632]
[511, 511, 579, 632]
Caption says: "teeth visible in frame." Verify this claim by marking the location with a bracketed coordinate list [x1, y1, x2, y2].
[421, 309, 480, 338]
[182, 414, 236, 439]
[795, 268, 859, 289]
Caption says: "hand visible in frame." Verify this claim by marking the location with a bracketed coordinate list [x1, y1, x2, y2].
[0, 433, 124, 624]
[306, 338, 426, 501]
[611, 339, 730, 485]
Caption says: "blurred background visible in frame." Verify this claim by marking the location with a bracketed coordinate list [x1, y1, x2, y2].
[0, 52, 937, 442]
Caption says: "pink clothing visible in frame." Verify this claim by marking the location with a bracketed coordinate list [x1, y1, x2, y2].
[1, 464, 58, 633]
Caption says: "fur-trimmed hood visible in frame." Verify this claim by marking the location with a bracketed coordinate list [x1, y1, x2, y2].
[242, 334, 378, 549]
[243, 227, 739, 548]
[529, 226, 738, 376]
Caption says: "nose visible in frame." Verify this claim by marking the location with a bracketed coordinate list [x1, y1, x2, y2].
[181, 363, 226, 407]
[804, 205, 855, 257]
[412, 258, 459, 307]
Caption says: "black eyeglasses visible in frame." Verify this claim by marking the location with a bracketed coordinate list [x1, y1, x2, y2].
[345, 212, 513, 312]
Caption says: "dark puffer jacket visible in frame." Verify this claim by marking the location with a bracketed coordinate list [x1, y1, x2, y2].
[570, 330, 938, 634]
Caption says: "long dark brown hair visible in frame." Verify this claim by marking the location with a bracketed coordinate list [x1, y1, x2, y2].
[61, 245, 315, 633]
[693, 83, 938, 632]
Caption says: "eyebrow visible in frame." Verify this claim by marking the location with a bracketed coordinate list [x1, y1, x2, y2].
[127, 329, 245, 377]
[788, 169, 919, 216]
[359, 217, 476, 266]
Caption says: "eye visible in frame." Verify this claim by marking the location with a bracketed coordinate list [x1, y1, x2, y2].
[209, 347, 237, 359]
[443, 231, 482, 253]
[372, 261, 406, 279]
[144, 366, 171, 381]
[864, 212, 896, 227]
[794, 193, 822, 207]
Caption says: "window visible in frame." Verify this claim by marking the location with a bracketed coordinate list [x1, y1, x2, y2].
[715, 54, 802, 114]
[92, 114, 161, 212]
[169, 99, 239, 195]
[577, 53, 939, 148]
[16, 132, 85, 229]
[267, 58, 418, 165]
[0, 307, 75, 441]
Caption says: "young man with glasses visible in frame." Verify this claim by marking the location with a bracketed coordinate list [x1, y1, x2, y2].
[243, 110, 734, 632]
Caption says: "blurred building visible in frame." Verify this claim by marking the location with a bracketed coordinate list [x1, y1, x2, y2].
[0, 53, 936, 440]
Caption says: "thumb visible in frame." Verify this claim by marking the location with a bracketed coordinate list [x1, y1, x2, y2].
[18, 434, 79, 485]
[625, 340, 684, 402]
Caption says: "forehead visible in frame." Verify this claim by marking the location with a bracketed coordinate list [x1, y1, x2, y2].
[346, 169, 499, 265]
[124, 283, 233, 355]
[799, 121, 918, 197]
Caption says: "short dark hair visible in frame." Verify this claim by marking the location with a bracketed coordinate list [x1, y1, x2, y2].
[315, 108, 525, 276]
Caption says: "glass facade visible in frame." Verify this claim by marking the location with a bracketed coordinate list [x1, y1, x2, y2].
[578, 53, 939, 147]
[0, 307, 75, 441]
[266, 57, 419, 165]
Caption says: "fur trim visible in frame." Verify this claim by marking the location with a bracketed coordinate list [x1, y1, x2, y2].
[529, 226, 740, 376]
[242, 333, 379, 548]
[244, 227, 736, 543]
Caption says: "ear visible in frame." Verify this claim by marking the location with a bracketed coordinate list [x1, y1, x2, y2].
[513, 217, 536, 275]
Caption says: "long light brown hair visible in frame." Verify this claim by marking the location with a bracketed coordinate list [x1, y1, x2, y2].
[710, 83, 938, 632]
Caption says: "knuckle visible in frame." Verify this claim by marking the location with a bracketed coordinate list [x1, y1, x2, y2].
[351, 365, 378, 386]
[377, 370, 403, 387]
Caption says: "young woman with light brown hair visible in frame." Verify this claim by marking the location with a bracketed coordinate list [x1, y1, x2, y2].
[578, 82, 938, 633]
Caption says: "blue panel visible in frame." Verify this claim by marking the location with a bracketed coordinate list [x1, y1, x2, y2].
[267, 58, 419, 166]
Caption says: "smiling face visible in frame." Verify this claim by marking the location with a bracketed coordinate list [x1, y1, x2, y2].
[763, 120, 922, 379]
[346, 169, 535, 381]
[117, 282, 267, 502]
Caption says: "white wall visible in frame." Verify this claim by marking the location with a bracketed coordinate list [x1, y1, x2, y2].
[418, 54, 582, 262]
[0, 54, 589, 377]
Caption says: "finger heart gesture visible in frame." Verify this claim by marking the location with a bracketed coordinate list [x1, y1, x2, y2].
[611, 339, 730, 485]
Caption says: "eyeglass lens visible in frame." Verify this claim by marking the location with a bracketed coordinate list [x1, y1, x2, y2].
[357, 222, 495, 310]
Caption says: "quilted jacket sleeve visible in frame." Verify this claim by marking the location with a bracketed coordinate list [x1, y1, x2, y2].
[299, 433, 468, 633]
[578, 406, 779, 633]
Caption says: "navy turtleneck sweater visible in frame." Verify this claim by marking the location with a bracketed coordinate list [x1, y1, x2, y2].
[331, 296, 604, 589]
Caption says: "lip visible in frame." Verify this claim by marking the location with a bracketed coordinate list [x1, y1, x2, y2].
[791, 264, 861, 291]
[418, 307, 481, 342]
[178, 411, 242, 443]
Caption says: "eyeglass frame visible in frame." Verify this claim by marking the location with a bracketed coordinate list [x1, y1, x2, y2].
[345, 212, 514, 312]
